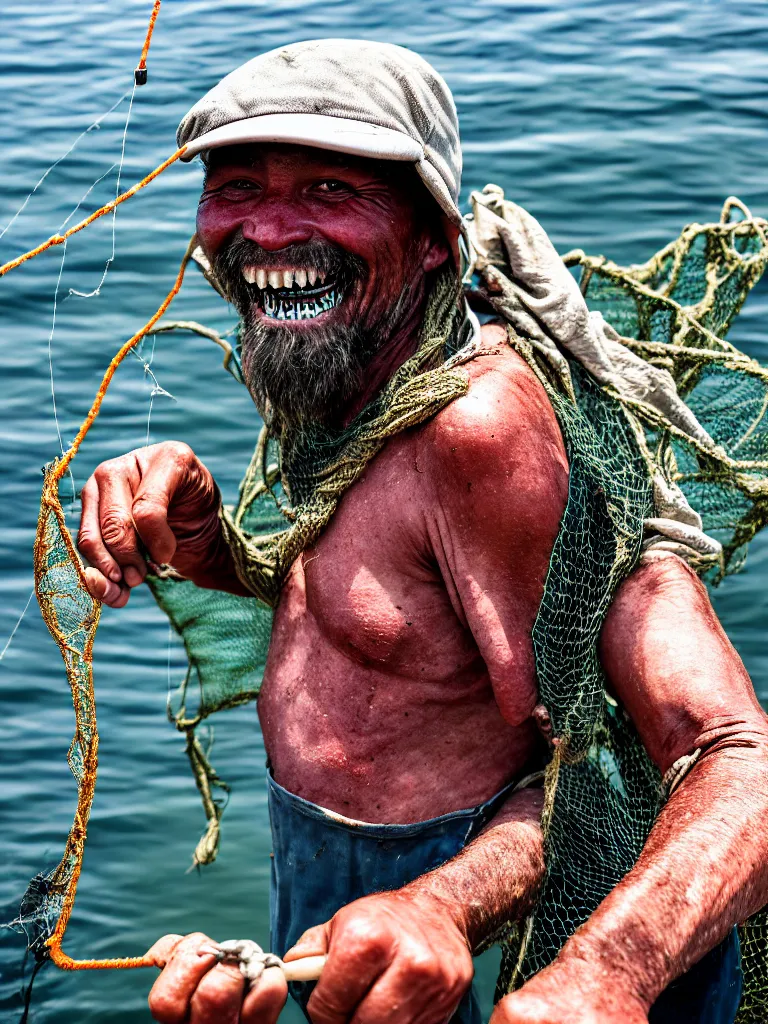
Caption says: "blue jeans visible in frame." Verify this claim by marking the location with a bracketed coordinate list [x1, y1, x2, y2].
[649, 928, 741, 1023]
[268, 771, 517, 1023]
[267, 771, 741, 1023]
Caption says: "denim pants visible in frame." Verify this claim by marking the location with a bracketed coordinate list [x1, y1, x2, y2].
[267, 771, 741, 1023]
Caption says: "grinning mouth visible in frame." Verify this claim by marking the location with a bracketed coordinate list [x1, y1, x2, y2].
[242, 264, 344, 322]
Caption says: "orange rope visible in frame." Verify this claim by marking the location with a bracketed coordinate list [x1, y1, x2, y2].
[0, 146, 187, 279]
[137, 0, 162, 71]
[41, 237, 197, 972]
[27, 0, 190, 976]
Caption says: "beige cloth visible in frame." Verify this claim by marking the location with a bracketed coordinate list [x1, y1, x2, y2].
[464, 184, 723, 568]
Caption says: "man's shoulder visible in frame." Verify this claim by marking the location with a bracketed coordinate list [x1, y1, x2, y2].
[419, 321, 568, 485]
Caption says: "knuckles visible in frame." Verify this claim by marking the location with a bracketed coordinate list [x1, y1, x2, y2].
[93, 454, 135, 485]
[190, 968, 243, 1016]
[131, 492, 167, 523]
[333, 910, 395, 965]
[76, 527, 99, 558]
[148, 990, 186, 1024]
[100, 511, 138, 552]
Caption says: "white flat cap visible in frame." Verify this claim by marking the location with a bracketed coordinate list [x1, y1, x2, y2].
[177, 39, 463, 226]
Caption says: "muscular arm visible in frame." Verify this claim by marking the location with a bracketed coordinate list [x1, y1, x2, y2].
[574, 553, 768, 1004]
[145, 788, 545, 1024]
[494, 551, 768, 1022]
[403, 786, 545, 952]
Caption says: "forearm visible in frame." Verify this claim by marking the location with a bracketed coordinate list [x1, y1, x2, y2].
[555, 733, 768, 1010]
[403, 787, 545, 953]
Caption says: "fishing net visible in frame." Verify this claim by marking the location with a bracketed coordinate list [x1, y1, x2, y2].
[481, 196, 768, 1023]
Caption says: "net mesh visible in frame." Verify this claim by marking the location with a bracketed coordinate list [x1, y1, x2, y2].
[491, 200, 768, 1022]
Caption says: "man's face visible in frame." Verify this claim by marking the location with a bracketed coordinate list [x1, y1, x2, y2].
[196, 143, 450, 427]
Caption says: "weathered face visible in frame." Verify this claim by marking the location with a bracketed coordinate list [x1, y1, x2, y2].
[196, 143, 450, 427]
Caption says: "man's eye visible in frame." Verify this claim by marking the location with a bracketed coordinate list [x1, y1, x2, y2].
[315, 180, 350, 194]
[225, 179, 259, 190]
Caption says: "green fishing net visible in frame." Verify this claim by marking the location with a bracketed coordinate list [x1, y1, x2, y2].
[491, 199, 768, 1022]
[145, 197, 767, 1019]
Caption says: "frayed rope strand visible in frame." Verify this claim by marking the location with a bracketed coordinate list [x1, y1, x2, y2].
[0, 146, 187, 279]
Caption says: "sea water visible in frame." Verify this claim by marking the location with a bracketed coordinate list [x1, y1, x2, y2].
[1, 1, 767, 1020]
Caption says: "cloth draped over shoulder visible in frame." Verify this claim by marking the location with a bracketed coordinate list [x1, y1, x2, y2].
[147, 186, 768, 1022]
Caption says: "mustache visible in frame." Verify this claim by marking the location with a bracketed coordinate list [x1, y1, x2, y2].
[212, 234, 365, 308]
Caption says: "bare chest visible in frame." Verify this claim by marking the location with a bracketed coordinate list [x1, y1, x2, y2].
[277, 433, 480, 680]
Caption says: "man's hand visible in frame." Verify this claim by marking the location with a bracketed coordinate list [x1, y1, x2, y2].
[78, 441, 229, 607]
[146, 932, 288, 1024]
[285, 889, 473, 1024]
[488, 961, 648, 1024]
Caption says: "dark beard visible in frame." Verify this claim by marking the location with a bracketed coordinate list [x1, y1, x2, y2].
[212, 235, 413, 429]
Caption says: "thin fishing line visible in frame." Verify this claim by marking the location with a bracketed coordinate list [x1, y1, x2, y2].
[47, 242, 68, 460]
[46, 163, 118, 502]
[136, 334, 175, 447]
[0, 589, 35, 663]
[166, 621, 174, 699]
[0, 90, 131, 243]
[70, 81, 138, 298]
[58, 163, 119, 234]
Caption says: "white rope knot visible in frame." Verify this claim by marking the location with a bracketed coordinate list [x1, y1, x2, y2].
[200, 940, 328, 984]
[208, 939, 285, 982]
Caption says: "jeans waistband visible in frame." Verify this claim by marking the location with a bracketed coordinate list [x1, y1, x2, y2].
[266, 768, 531, 840]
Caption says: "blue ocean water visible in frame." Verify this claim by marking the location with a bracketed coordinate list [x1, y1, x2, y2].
[1, 1, 767, 1021]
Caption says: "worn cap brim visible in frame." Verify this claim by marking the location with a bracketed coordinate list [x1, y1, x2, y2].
[180, 112, 424, 164]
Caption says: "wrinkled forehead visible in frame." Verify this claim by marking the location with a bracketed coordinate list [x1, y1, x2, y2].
[202, 142, 415, 182]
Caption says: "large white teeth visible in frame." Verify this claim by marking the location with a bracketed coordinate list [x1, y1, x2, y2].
[250, 266, 330, 292]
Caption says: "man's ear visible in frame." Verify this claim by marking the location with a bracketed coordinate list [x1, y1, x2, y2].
[422, 219, 460, 273]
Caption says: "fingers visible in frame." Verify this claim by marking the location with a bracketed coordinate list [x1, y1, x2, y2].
[241, 966, 288, 1024]
[83, 566, 130, 608]
[78, 442, 218, 603]
[284, 923, 330, 961]
[189, 961, 246, 1024]
[80, 477, 131, 606]
[131, 457, 183, 567]
[306, 915, 394, 1024]
[96, 463, 149, 582]
[78, 456, 146, 604]
[146, 933, 185, 968]
[147, 932, 222, 1023]
[349, 947, 470, 1024]
[305, 895, 474, 1024]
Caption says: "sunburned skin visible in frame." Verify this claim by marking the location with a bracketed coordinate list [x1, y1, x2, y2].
[77, 142, 768, 1024]
[258, 332, 563, 821]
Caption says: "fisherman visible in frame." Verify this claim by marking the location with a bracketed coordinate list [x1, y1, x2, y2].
[77, 40, 768, 1024]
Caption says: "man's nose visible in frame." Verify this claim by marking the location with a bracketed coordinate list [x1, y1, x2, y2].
[241, 199, 314, 252]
